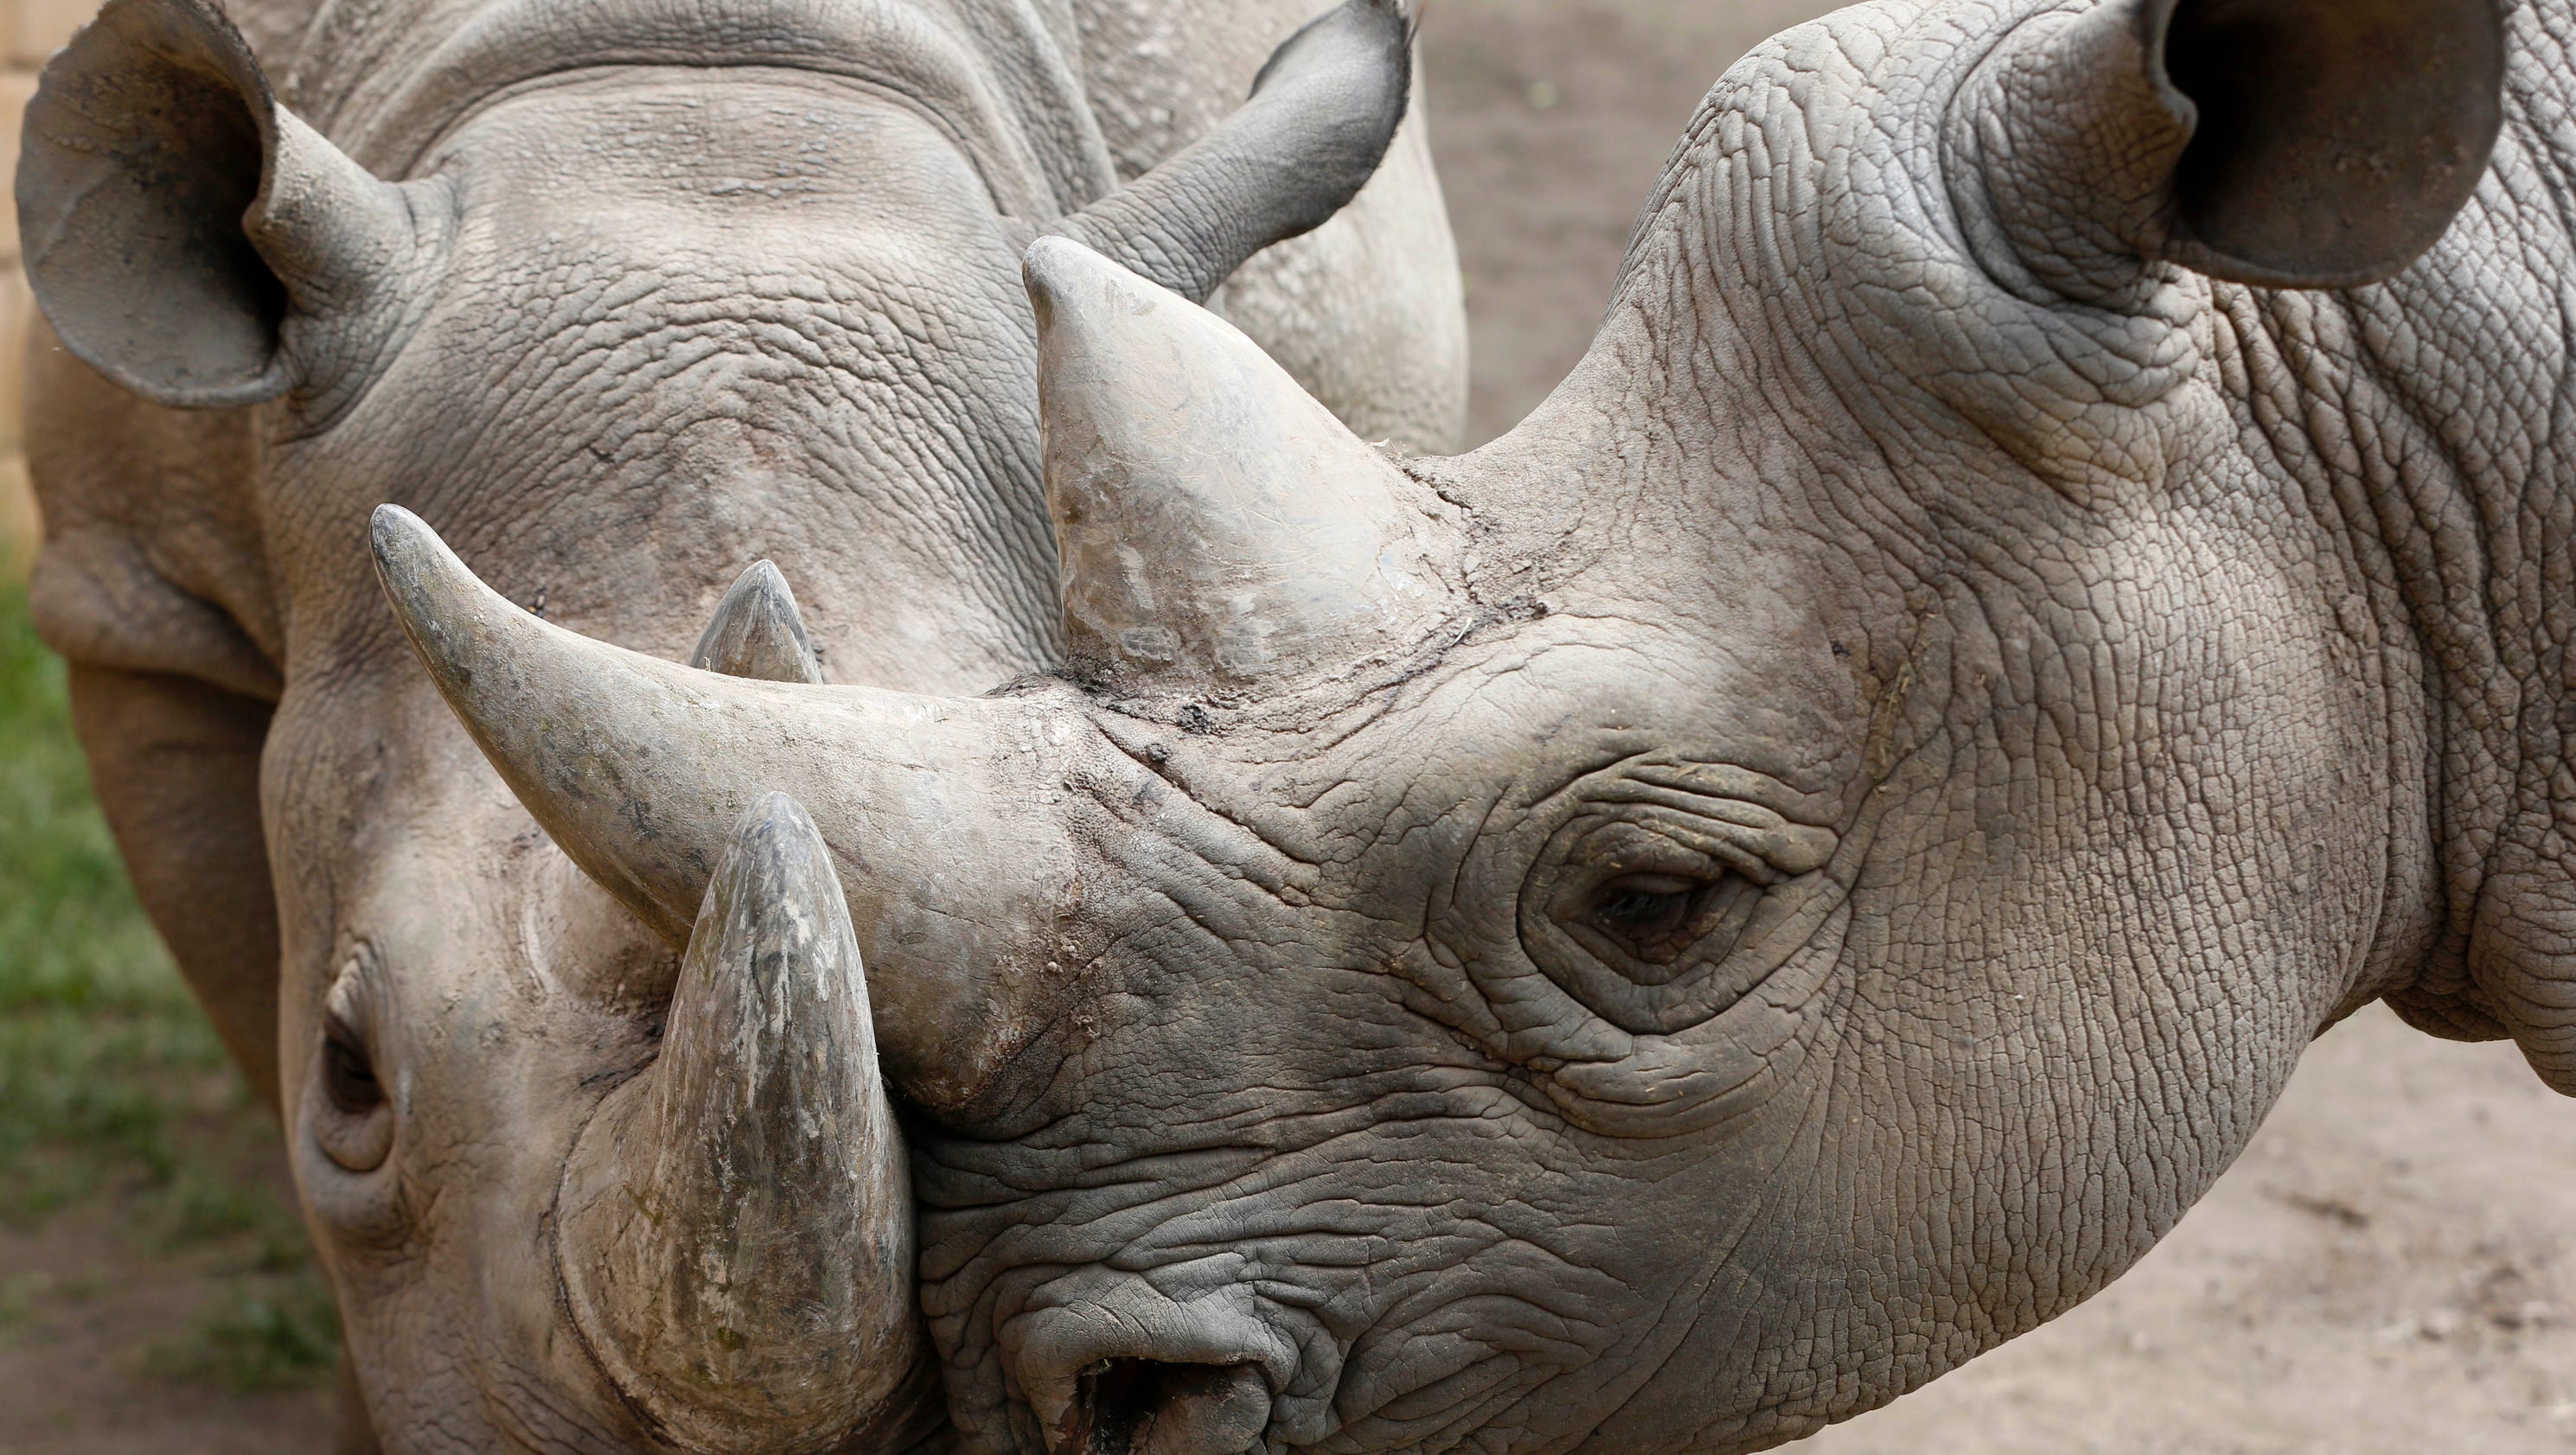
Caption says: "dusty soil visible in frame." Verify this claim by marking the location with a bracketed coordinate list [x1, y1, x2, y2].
[0, 1219, 340, 1454]
[3, 3, 2570, 1452]
[0, 1097, 340, 1453]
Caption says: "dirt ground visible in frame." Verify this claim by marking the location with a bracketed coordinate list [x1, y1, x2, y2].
[0, 1146, 339, 1454]
[4, 2, 2573, 1452]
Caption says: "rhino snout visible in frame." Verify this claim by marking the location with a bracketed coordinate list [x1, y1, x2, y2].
[1000, 1274, 1300, 1455]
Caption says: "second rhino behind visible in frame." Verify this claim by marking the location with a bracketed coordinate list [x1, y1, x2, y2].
[14, 0, 1463, 1448]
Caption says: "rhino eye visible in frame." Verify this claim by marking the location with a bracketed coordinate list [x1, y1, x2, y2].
[323, 1024, 385, 1117]
[314, 1011, 396, 1174]
[1519, 776, 1839, 1035]
[1588, 875, 1703, 941]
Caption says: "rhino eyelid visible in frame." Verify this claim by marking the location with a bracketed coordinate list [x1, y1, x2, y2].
[317, 948, 396, 1129]
[1576, 803, 1825, 886]
[1580, 771, 1838, 876]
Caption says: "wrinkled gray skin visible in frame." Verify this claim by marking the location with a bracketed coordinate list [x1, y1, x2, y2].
[370, 0, 2576, 1450]
[15, 0, 1462, 1445]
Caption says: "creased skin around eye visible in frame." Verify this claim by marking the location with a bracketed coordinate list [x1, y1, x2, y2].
[1517, 767, 1841, 1035]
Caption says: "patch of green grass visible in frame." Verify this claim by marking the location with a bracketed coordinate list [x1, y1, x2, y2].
[0, 578, 223, 1211]
[0, 578, 338, 1388]
[0, 581, 200, 1017]
[144, 1271, 342, 1391]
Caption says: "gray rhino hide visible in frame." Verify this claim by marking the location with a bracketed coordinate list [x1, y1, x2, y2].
[364, 0, 2576, 1452]
[14, 0, 1461, 1448]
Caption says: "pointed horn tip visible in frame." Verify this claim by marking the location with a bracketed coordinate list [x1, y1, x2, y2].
[718, 791, 841, 898]
[706, 556, 797, 629]
[734, 789, 816, 854]
[368, 502, 483, 642]
[1023, 233, 1168, 322]
[694, 560, 823, 682]
[368, 501, 431, 573]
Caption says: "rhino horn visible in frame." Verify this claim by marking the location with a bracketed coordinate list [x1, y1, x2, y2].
[368, 505, 1077, 1106]
[1053, 0, 1412, 303]
[557, 792, 918, 1455]
[693, 561, 824, 685]
[1957, 0, 2503, 294]
[1024, 236, 1458, 699]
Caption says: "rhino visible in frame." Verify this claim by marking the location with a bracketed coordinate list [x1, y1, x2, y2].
[362, 0, 2573, 1448]
[14, 0, 1462, 1445]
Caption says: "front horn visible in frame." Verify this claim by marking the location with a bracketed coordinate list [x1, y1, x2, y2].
[558, 792, 919, 1455]
[368, 505, 1086, 1108]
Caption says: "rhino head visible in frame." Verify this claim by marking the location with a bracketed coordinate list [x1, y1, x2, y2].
[379, 0, 2551, 1451]
[16, 0, 1449, 1447]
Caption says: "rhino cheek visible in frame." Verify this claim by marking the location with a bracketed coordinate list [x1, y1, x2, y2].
[918, 985, 1847, 1455]
[1647, 558, 2398, 1426]
[904, 790, 1828, 1455]
[291, 947, 655, 1455]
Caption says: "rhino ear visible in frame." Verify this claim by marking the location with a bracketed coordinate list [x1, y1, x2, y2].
[16, 0, 447, 408]
[1961, 0, 2504, 292]
[1024, 236, 1456, 700]
[1051, 0, 1413, 304]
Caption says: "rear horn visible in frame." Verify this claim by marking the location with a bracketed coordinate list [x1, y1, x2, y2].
[692, 560, 824, 685]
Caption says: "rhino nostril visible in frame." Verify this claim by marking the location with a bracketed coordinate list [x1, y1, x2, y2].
[1075, 1360, 1270, 1455]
